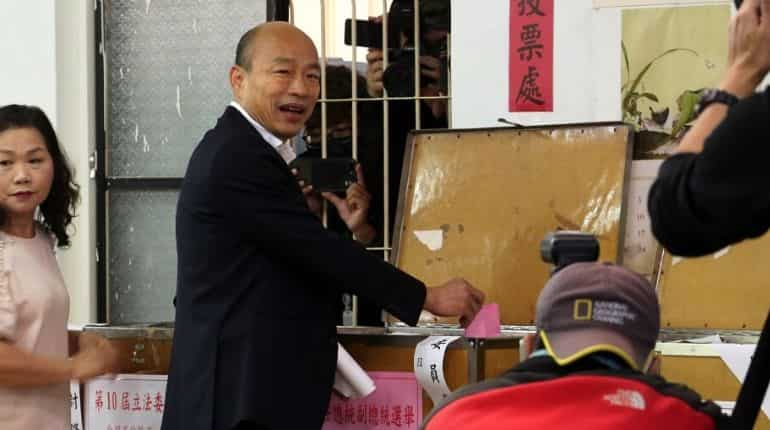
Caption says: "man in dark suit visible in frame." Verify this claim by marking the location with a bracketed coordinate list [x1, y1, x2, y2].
[161, 22, 485, 430]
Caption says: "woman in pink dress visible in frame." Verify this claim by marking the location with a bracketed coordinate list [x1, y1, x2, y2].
[0, 104, 119, 429]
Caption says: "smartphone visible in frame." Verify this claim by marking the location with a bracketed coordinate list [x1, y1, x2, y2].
[343, 19, 401, 49]
[344, 19, 381, 48]
[289, 157, 357, 193]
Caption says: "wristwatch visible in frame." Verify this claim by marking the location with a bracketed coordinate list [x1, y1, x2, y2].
[696, 88, 739, 115]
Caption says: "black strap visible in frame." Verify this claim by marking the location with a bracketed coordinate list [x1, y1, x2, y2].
[731, 308, 770, 429]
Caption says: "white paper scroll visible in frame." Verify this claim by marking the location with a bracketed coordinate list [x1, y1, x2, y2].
[333, 343, 376, 399]
[414, 336, 461, 405]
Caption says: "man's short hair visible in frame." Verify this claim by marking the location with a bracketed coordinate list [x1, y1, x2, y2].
[235, 27, 260, 70]
[535, 262, 660, 370]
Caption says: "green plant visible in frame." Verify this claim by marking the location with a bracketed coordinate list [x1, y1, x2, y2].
[671, 88, 703, 138]
[621, 42, 698, 129]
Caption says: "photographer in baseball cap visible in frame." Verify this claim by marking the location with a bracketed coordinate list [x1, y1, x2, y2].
[423, 262, 727, 430]
[535, 262, 659, 372]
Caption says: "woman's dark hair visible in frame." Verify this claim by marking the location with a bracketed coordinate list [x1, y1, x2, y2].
[0, 104, 80, 248]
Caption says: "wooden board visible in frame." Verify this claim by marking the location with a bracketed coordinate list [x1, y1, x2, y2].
[658, 235, 770, 329]
[71, 330, 172, 374]
[392, 125, 632, 324]
[660, 353, 769, 429]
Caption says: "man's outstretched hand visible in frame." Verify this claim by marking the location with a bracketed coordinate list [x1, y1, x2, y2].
[424, 278, 485, 327]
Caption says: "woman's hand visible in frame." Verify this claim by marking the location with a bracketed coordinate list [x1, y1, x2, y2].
[71, 332, 119, 381]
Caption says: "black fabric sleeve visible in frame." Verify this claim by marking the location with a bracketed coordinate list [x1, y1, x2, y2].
[209, 138, 426, 325]
[648, 88, 770, 257]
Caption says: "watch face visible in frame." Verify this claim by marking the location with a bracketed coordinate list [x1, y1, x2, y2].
[699, 89, 718, 104]
[696, 89, 738, 116]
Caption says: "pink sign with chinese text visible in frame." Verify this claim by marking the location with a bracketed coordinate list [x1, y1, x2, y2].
[509, 0, 554, 112]
[323, 371, 423, 429]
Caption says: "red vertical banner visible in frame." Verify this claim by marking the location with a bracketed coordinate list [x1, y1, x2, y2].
[509, 0, 554, 112]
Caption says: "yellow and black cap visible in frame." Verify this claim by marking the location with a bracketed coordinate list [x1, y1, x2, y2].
[535, 262, 660, 370]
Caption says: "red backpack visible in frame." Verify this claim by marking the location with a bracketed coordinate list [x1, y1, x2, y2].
[425, 374, 718, 430]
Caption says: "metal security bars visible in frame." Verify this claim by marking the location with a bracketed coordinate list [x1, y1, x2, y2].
[290, 0, 452, 325]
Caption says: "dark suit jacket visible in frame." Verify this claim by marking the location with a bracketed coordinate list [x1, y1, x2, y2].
[161, 107, 426, 430]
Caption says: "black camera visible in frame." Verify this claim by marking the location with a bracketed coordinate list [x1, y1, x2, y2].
[300, 135, 352, 159]
[343, 0, 449, 98]
[289, 157, 357, 193]
[540, 231, 600, 274]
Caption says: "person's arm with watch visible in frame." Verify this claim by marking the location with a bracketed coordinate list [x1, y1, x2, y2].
[676, 0, 770, 154]
[648, 0, 770, 257]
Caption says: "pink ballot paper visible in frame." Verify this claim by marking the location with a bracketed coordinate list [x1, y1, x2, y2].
[464, 303, 501, 338]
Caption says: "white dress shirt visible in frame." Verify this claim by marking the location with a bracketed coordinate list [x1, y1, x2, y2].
[229, 101, 296, 163]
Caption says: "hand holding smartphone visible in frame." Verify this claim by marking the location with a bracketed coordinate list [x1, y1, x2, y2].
[289, 157, 358, 193]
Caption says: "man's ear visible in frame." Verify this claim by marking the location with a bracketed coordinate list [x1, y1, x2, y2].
[230, 65, 245, 93]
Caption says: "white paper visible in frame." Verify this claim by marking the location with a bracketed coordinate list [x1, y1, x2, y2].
[714, 247, 730, 259]
[85, 374, 167, 430]
[674, 334, 723, 344]
[333, 343, 375, 399]
[413, 230, 444, 251]
[714, 401, 735, 416]
[414, 336, 460, 405]
[623, 159, 664, 277]
[711, 344, 770, 419]
[67, 323, 87, 332]
[418, 310, 441, 324]
[332, 370, 355, 398]
[70, 380, 83, 430]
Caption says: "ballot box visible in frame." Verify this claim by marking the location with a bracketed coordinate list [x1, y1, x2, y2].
[339, 326, 524, 415]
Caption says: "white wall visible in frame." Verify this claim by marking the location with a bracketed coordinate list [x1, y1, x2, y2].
[451, 0, 622, 128]
[0, 0, 58, 117]
[292, 0, 387, 62]
[0, 0, 96, 323]
[54, 1, 97, 324]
